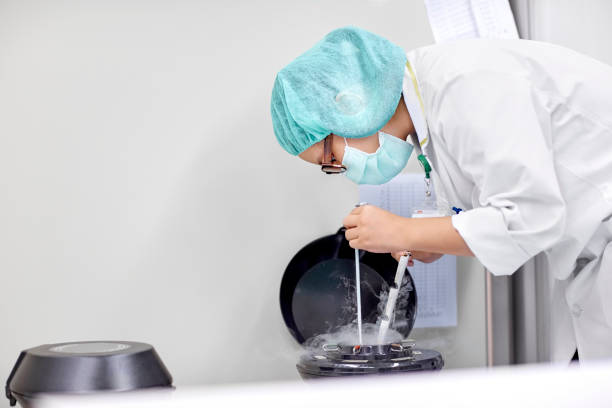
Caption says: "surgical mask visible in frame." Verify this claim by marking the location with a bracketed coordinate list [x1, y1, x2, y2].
[342, 131, 413, 185]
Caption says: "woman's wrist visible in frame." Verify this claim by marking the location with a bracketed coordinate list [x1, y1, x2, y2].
[395, 216, 416, 252]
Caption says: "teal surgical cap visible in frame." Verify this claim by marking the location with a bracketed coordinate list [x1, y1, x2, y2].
[271, 26, 407, 156]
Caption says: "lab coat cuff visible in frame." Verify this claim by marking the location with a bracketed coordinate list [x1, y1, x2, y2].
[451, 207, 531, 276]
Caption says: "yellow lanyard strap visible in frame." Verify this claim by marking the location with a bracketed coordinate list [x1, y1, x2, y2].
[406, 61, 431, 179]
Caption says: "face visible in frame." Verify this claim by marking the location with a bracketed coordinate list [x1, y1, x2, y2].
[298, 95, 415, 167]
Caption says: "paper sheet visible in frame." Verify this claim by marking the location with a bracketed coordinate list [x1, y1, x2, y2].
[359, 173, 457, 328]
[424, 0, 519, 43]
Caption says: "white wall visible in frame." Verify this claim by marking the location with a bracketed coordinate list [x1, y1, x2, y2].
[0, 0, 485, 386]
[529, 0, 612, 65]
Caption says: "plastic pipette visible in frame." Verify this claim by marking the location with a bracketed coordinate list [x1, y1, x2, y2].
[377, 252, 410, 345]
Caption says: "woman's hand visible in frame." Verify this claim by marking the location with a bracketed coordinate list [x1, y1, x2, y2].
[342, 204, 410, 253]
[343, 205, 474, 259]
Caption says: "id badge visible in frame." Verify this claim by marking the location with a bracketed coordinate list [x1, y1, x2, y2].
[412, 208, 445, 218]
[413, 188, 444, 218]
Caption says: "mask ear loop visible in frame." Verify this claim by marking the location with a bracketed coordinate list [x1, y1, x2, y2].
[344, 137, 348, 147]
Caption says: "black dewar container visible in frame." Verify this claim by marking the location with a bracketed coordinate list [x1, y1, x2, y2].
[5, 341, 172, 407]
[280, 228, 444, 379]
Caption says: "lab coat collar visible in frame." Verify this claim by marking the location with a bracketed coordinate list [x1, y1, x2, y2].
[402, 57, 430, 156]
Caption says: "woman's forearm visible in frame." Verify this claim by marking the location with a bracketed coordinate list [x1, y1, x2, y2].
[398, 216, 474, 257]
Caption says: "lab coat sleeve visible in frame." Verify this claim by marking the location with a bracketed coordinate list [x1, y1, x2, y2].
[435, 71, 566, 275]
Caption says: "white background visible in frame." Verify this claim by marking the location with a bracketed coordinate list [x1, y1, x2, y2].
[0, 0, 491, 386]
[529, 0, 612, 65]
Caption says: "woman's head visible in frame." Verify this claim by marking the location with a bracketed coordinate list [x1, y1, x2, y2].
[270, 26, 408, 159]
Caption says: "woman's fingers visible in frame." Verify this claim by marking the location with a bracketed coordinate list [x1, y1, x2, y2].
[391, 251, 409, 261]
[343, 204, 409, 254]
[343, 206, 365, 228]
[348, 238, 363, 250]
[390, 251, 415, 266]
[351, 205, 364, 215]
[411, 251, 444, 264]
[344, 227, 359, 242]
[342, 214, 359, 229]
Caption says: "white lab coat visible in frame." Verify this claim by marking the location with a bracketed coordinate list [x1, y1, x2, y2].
[402, 39, 612, 362]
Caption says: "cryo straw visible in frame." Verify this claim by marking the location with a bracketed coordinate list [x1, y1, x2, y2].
[354, 202, 368, 345]
[377, 252, 410, 345]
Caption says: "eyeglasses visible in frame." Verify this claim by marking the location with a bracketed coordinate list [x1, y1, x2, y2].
[321, 135, 347, 174]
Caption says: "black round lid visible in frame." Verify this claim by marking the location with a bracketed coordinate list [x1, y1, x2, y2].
[296, 342, 443, 378]
[280, 228, 417, 344]
[5, 341, 172, 406]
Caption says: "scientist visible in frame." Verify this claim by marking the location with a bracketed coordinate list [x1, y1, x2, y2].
[270, 27, 612, 362]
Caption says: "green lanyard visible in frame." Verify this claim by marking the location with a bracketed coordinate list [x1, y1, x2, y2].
[410, 133, 431, 179]
[410, 133, 432, 197]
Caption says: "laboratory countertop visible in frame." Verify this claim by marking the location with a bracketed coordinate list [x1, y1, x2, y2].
[38, 360, 612, 408]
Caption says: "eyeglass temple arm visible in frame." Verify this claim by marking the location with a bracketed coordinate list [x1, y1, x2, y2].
[323, 135, 333, 164]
